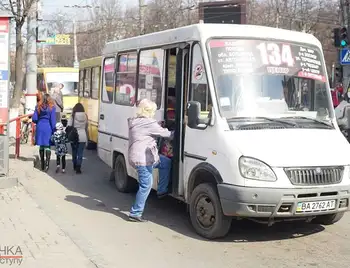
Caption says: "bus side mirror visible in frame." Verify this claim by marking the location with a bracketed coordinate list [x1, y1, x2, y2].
[187, 101, 209, 129]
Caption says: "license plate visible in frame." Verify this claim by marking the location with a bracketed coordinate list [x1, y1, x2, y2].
[296, 200, 336, 213]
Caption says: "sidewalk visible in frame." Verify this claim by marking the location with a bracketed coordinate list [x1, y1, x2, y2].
[0, 147, 96, 268]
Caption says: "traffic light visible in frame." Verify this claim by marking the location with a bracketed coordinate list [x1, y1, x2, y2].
[335, 65, 343, 83]
[334, 28, 341, 47]
[340, 27, 348, 47]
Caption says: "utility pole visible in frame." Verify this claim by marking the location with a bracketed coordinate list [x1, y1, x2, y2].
[73, 19, 78, 68]
[340, 0, 350, 89]
[138, 0, 145, 34]
[42, 44, 45, 66]
[331, 62, 335, 87]
[63, 5, 99, 67]
[25, 0, 38, 113]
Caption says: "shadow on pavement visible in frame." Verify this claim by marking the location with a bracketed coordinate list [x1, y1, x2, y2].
[9, 153, 35, 162]
[40, 148, 325, 243]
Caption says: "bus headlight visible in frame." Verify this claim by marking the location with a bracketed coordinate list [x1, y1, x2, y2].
[239, 157, 277, 182]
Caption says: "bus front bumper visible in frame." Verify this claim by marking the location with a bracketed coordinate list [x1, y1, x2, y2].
[217, 184, 350, 218]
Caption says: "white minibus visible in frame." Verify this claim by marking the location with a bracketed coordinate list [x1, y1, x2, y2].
[98, 23, 350, 239]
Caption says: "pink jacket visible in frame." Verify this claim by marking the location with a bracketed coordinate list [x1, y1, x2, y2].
[128, 117, 173, 167]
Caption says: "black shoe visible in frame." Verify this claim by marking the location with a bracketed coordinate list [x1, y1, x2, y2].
[157, 192, 168, 199]
[129, 216, 148, 222]
[73, 163, 77, 171]
[76, 165, 81, 174]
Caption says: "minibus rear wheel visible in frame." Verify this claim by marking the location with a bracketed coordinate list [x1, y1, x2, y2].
[189, 183, 232, 239]
[313, 212, 344, 225]
[113, 155, 137, 193]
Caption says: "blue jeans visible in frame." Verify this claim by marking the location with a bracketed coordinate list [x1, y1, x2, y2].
[71, 142, 85, 166]
[130, 155, 171, 217]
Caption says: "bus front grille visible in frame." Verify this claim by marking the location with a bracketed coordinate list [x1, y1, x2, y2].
[284, 167, 344, 186]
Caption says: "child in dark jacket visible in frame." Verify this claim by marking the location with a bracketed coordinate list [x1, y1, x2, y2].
[51, 122, 68, 173]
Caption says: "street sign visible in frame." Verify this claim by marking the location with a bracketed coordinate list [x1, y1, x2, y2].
[0, 14, 11, 178]
[54, 34, 70, 45]
[40, 34, 71, 45]
[340, 48, 350, 65]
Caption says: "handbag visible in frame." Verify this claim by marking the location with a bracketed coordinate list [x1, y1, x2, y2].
[66, 114, 79, 143]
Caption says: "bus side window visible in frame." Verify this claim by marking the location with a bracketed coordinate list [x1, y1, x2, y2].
[190, 43, 212, 117]
[79, 70, 84, 97]
[137, 48, 164, 109]
[101, 57, 115, 103]
[91, 67, 100, 99]
[84, 68, 91, 98]
[115, 52, 137, 106]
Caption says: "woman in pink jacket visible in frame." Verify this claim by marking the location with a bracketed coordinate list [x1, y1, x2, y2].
[128, 99, 173, 222]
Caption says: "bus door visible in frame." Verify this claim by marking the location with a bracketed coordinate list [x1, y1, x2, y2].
[98, 57, 116, 165]
[183, 42, 213, 200]
[164, 43, 190, 198]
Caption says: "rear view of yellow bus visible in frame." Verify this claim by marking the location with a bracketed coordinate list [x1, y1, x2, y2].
[37, 67, 79, 117]
[78, 57, 102, 149]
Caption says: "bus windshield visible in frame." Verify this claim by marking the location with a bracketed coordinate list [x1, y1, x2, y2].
[46, 72, 79, 96]
[208, 39, 333, 123]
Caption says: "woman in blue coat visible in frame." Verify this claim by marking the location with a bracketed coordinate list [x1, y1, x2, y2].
[32, 93, 56, 171]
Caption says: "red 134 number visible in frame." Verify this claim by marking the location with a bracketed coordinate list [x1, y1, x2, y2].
[257, 42, 294, 67]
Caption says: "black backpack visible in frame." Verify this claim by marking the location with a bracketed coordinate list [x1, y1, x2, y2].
[65, 114, 79, 143]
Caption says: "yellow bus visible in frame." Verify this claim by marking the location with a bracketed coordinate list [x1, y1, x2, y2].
[37, 67, 79, 117]
[78, 57, 102, 149]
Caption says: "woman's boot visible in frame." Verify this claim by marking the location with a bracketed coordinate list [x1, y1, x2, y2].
[76, 165, 81, 174]
[44, 150, 51, 172]
[39, 149, 45, 171]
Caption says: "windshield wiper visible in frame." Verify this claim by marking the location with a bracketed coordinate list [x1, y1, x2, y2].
[226, 116, 297, 127]
[281, 116, 333, 128]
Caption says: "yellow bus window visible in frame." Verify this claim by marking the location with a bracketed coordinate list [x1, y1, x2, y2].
[84, 68, 91, 98]
[92, 67, 100, 100]
[79, 70, 84, 97]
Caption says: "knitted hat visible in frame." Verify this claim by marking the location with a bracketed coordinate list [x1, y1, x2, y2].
[56, 122, 64, 130]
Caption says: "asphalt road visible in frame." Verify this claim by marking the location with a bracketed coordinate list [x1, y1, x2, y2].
[13, 146, 350, 268]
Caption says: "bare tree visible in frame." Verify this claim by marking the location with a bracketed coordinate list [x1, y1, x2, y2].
[43, 12, 74, 66]
[74, 0, 198, 60]
[0, 0, 37, 107]
[46, 11, 71, 36]
[75, 0, 124, 59]
[249, 0, 339, 69]
[143, 0, 197, 33]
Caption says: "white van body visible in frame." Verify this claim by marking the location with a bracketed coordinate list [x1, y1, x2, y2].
[98, 24, 350, 239]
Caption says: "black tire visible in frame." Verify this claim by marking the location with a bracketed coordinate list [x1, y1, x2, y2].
[313, 212, 345, 225]
[113, 155, 137, 193]
[86, 140, 97, 150]
[189, 183, 232, 239]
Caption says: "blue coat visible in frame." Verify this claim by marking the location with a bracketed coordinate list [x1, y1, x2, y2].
[32, 105, 56, 146]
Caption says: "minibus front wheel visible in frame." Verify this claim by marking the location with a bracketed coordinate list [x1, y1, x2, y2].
[189, 183, 232, 239]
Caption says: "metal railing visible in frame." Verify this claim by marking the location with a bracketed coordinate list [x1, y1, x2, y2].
[0, 114, 35, 158]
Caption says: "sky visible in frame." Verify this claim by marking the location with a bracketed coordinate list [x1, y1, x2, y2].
[42, 0, 138, 19]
